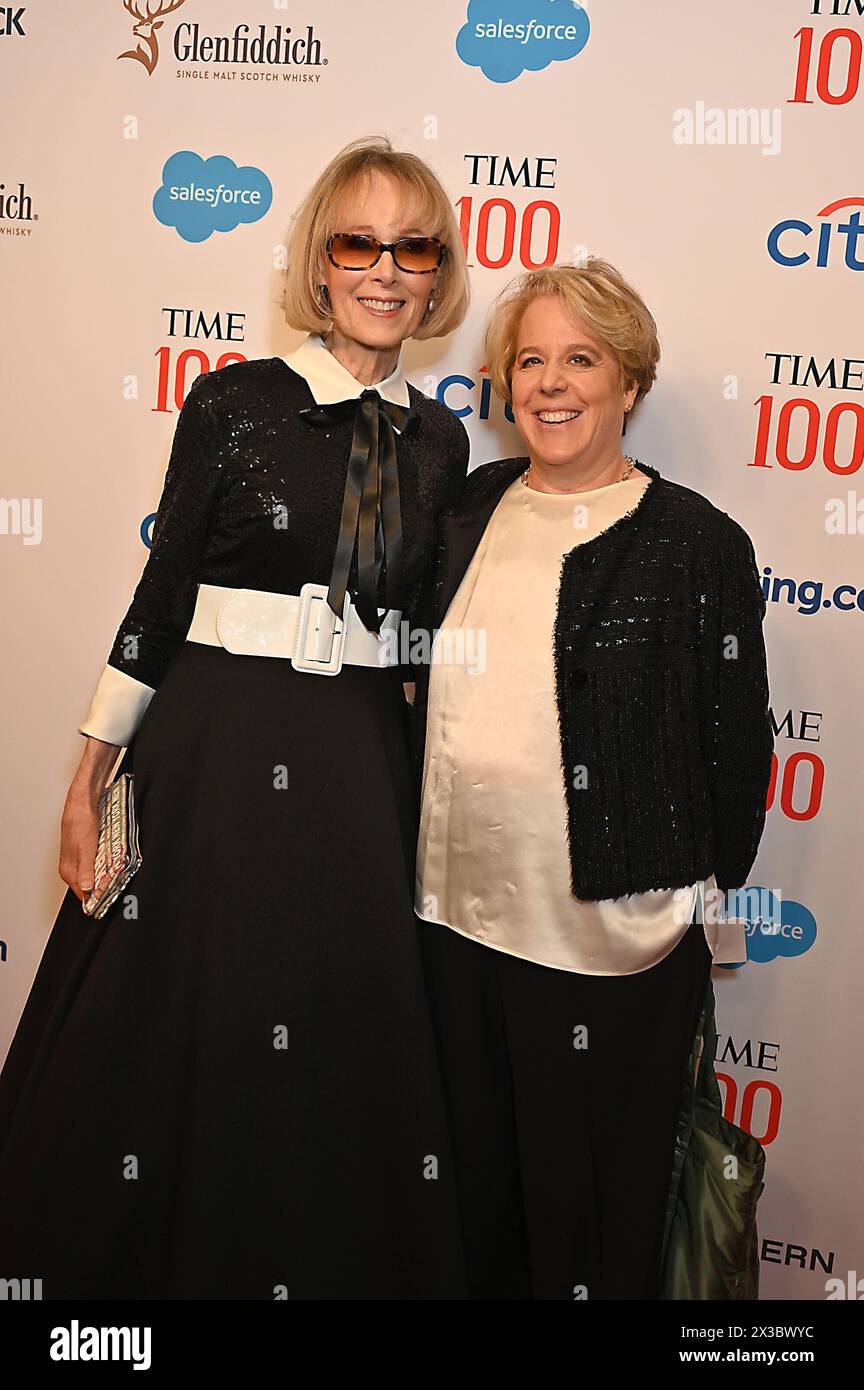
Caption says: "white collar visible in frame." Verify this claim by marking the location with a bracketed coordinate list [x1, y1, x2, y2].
[283, 332, 410, 408]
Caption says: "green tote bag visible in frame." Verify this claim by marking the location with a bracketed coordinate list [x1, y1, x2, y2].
[660, 978, 767, 1300]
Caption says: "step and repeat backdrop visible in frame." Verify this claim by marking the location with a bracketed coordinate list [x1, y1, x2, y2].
[1, 0, 862, 1301]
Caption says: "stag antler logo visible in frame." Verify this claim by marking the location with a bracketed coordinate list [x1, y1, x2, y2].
[118, 0, 187, 76]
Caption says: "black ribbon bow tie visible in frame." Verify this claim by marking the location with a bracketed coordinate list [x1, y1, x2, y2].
[299, 387, 413, 633]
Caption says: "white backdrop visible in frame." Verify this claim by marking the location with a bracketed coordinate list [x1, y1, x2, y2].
[2, 0, 862, 1301]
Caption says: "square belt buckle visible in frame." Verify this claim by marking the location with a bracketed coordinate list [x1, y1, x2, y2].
[291, 583, 349, 675]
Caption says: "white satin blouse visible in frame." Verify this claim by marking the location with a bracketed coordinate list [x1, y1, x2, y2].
[416, 470, 745, 975]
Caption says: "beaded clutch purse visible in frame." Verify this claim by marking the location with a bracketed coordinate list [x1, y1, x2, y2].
[82, 771, 142, 919]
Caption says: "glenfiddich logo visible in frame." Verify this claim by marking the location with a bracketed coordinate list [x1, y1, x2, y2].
[118, 0, 186, 76]
[117, 1, 326, 77]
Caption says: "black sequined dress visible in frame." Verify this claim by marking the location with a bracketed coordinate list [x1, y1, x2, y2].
[0, 351, 470, 1299]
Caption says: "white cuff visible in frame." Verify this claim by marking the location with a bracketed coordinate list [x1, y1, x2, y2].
[78, 663, 156, 747]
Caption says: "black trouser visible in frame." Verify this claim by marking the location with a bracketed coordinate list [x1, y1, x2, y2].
[418, 910, 712, 1300]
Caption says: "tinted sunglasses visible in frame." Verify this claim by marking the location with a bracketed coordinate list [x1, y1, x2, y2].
[326, 233, 446, 274]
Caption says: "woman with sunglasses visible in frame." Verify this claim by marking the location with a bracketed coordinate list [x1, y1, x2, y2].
[0, 137, 471, 1299]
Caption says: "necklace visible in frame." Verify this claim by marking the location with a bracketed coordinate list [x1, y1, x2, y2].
[521, 455, 638, 490]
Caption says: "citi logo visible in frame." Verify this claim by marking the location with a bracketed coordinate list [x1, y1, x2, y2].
[0, 6, 25, 37]
[768, 198, 864, 271]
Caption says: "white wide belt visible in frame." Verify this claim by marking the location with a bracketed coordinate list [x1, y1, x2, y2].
[186, 583, 401, 675]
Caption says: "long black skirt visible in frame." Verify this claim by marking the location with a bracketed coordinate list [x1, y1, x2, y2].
[0, 641, 467, 1300]
[417, 909, 713, 1301]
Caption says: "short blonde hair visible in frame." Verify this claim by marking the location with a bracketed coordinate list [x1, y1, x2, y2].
[283, 135, 470, 341]
[484, 258, 660, 406]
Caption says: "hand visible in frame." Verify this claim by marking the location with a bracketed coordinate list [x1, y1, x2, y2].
[59, 782, 102, 903]
[60, 737, 120, 903]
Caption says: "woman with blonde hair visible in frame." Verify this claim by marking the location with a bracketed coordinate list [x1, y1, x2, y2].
[412, 258, 773, 1299]
[0, 137, 471, 1299]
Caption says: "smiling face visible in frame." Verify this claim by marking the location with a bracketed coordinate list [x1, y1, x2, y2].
[510, 294, 638, 477]
[320, 170, 440, 357]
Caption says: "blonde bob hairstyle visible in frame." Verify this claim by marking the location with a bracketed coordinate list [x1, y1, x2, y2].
[484, 258, 660, 410]
[283, 135, 470, 342]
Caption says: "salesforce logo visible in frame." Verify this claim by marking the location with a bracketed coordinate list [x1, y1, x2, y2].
[726, 887, 817, 965]
[456, 0, 590, 84]
[153, 151, 273, 243]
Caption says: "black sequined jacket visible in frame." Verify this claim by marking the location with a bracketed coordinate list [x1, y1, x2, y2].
[409, 456, 774, 901]
[100, 358, 469, 695]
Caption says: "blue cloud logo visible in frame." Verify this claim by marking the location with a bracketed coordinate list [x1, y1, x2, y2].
[456, 0, 590, 84]
[722, 887, 817, 965]
[153, 151, 272, 243]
